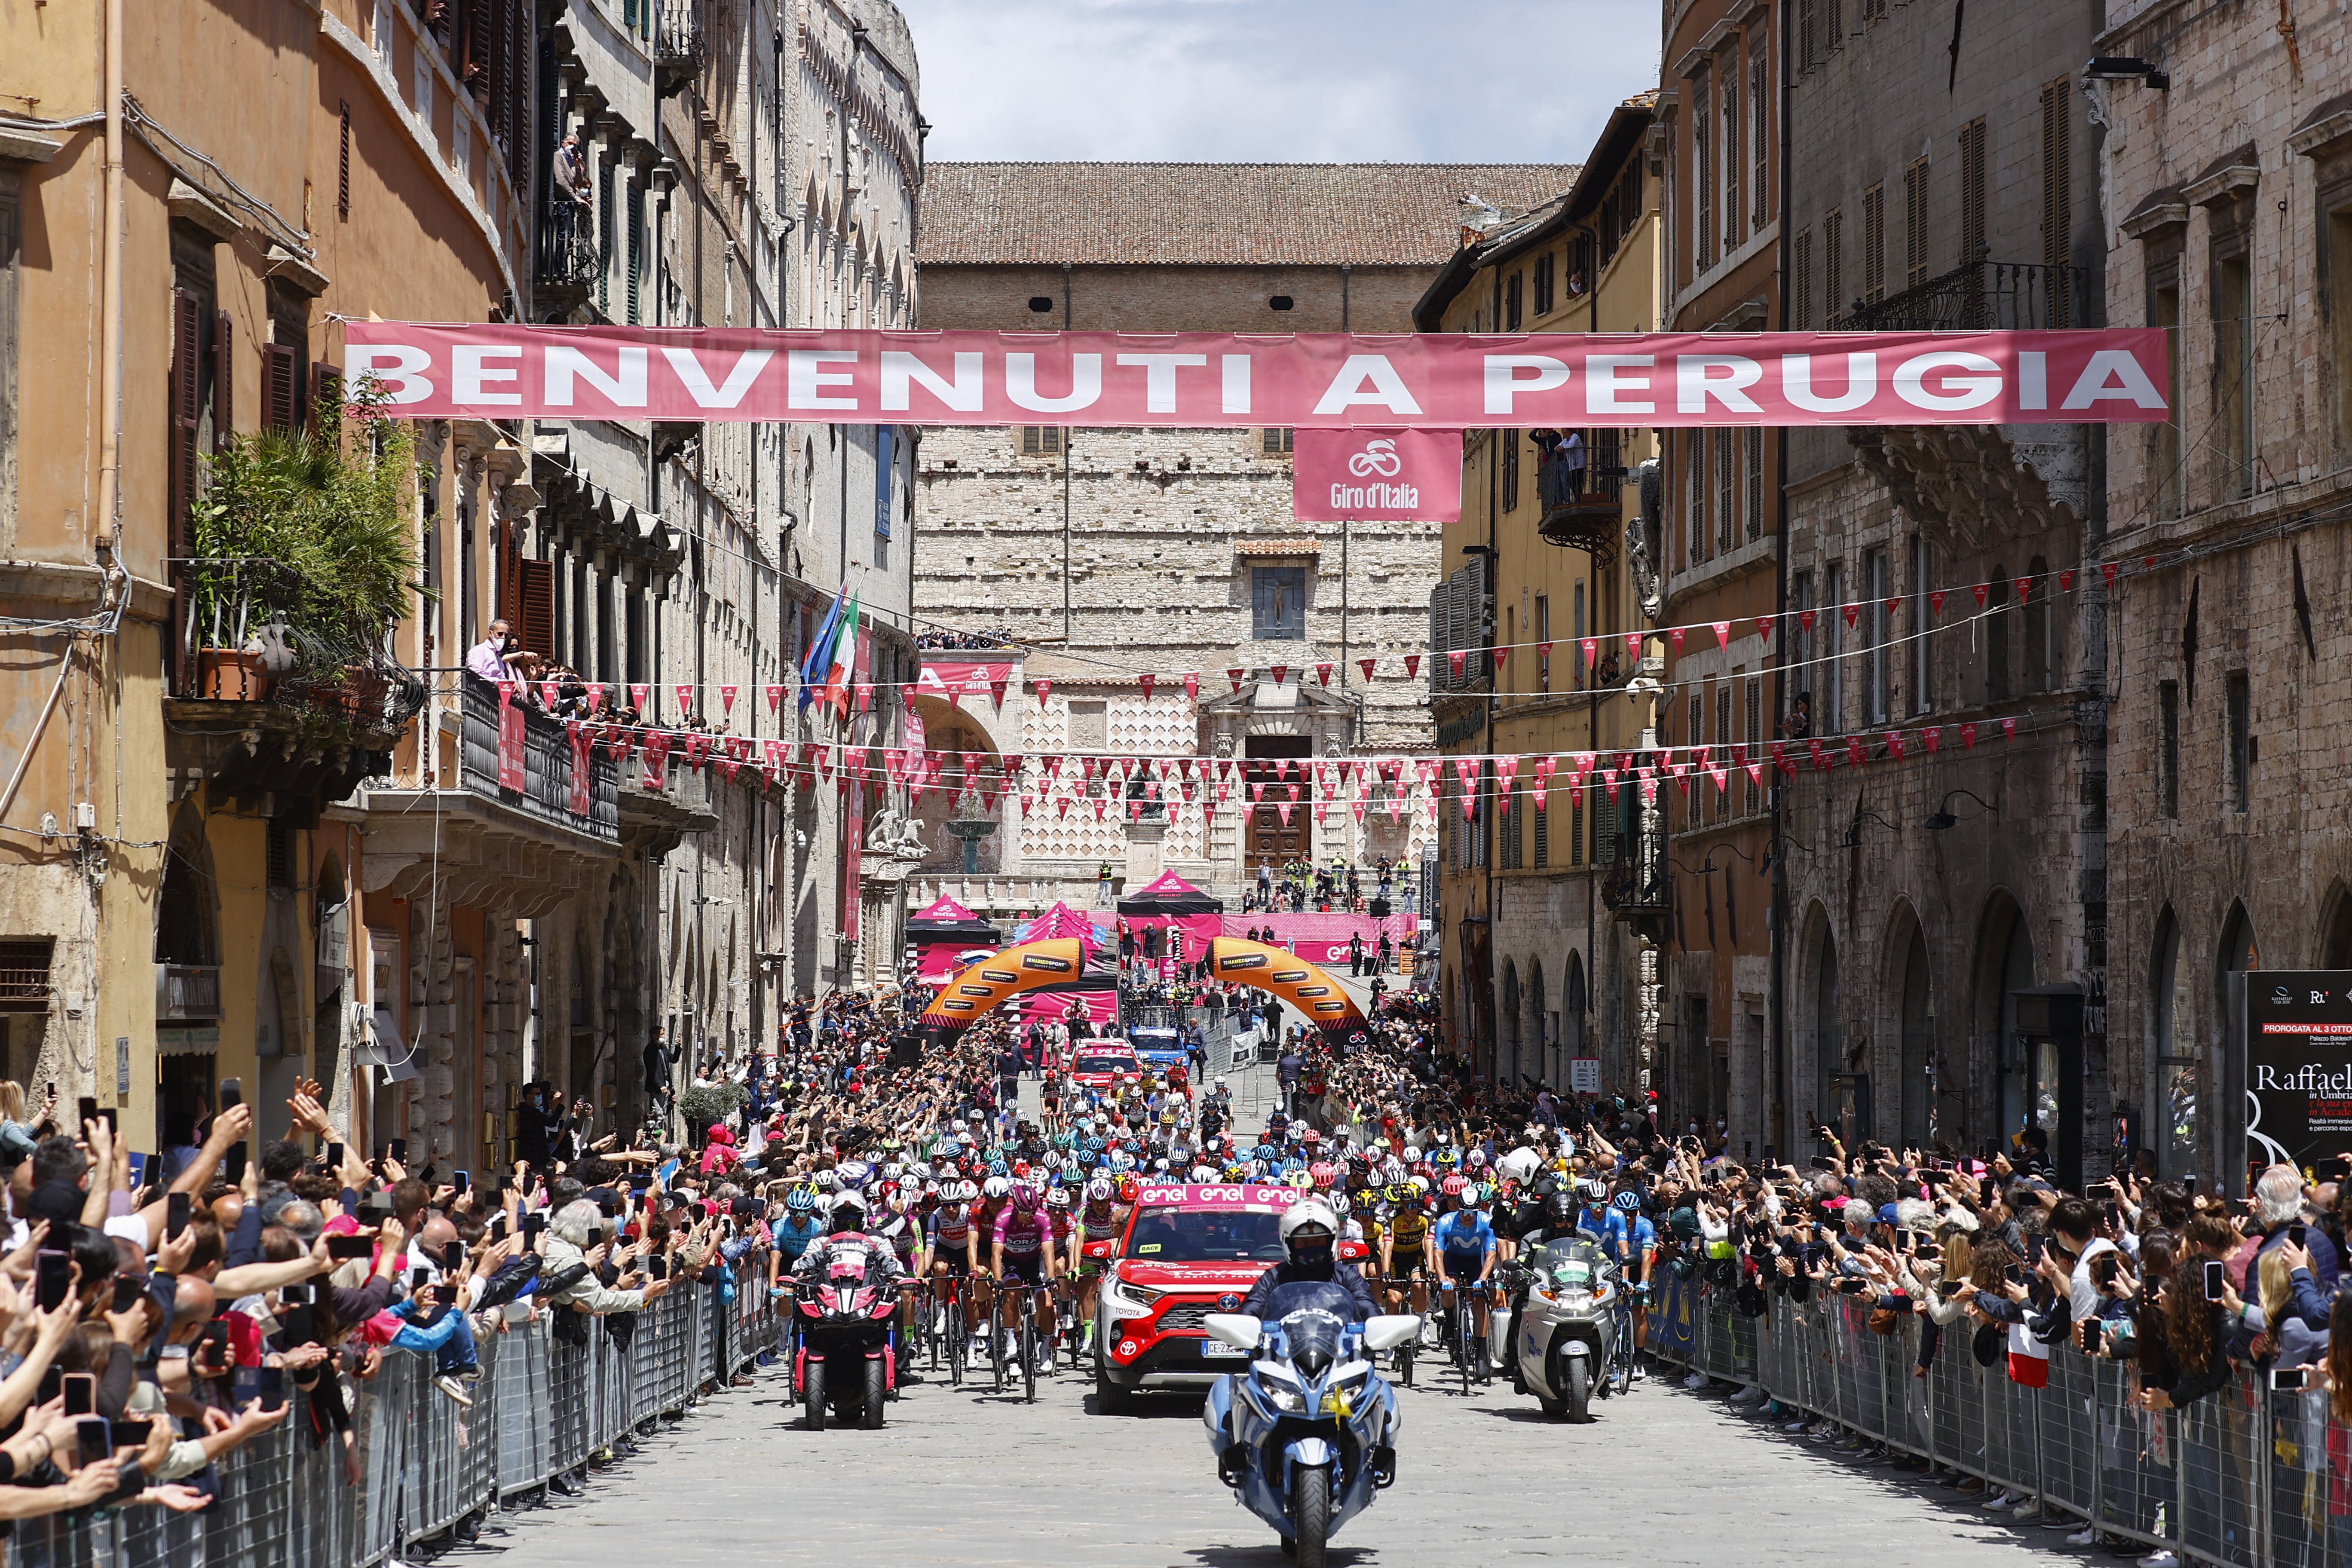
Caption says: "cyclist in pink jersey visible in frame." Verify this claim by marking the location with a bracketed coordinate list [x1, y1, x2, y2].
[991, 1184, 1060, 1372]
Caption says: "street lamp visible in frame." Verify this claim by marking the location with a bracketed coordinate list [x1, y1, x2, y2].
[1839, 809, 1901, 848]
[1923, 789, 1998, 831]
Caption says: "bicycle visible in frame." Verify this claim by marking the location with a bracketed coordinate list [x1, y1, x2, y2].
[1608, 1291, 1638, 1396]
[1446, 1279, 1494, 1395]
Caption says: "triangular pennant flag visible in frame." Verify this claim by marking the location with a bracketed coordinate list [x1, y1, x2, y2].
[1841, 603, 1860, 630]
[1601, 768, 1619, 803]
[1357, 658, 1376, 683]
[1228, 666, 1247, 694]
[1713, 620, 1731, 650]
[1624, 631, 1642, 661]
[1316, 662, 1333, 687]
[1448, 649, 1467, 681]
[1770, 741, 1791, 776]
[2059, 569, 2076, 593]
[628, 683, 650, 714]
[719, 684, 737, 716]
[1923, 726, 1941, 753]
[2001, 716, 2018, 742]
[1387, 792, 1403, 825]
[1960, 721, 1978, 750]
[1641, 777, 1660, 806]
[1808, 738, 1827, 772]
[541, 679, 561, 708]
[989, 677, 1008, 710]
[1270, 665, 1289, 686]
[1886, 730, 1906, 762]
[496, 679, 515, 706]
[855, 683, 872, 714]
[1250, 782, 1265, 802]
[586, 684, 606, 715]
[1139, 672, 1155, 700]
[1972, 583, 1989, 609]
[1531, 781, 1547, 813]
[1885, 597, 1902, 623]
[1351, 799, 1367, 823]
[1755, 615, 1774, 643]
[1929, 590, 1947, 619]
[1403, 653, 1422, 680]
[1798, 610, 1817, 634]
[673, 683, 694, 716]
[1744, 761, 1764, 791]
[765, 683, 783, 712]
[1580, 637, 1599, 668]
[2101, 561, 2119, 591]
[1035, 679, 1052, 708]
[1492, 647, 1509, 672]
[1184, 672, 1200, 702]
[1277, 803, 1293, 826]
[2014, 576, 2033, 603]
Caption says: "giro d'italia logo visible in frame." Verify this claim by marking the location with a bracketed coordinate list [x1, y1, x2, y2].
[1348, 438, 1403, 478]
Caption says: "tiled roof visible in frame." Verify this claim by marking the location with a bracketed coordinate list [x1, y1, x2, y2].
[919, 163, 1581, 268]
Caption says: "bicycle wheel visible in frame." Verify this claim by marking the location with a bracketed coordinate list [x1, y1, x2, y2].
[990, 1295, 1009, 1394]
[948, 1289, 966, 1388]
[1020, 1295, 1038, 1404]
[1456, 1295, 1478, 1395]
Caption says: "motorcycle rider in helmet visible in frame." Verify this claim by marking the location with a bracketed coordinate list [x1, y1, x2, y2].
[1237, 1197, 1378, 1323]
[793, 1190, 903, 1294]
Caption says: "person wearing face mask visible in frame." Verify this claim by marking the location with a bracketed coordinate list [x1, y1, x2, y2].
[1238, 1198, 1376, 1323]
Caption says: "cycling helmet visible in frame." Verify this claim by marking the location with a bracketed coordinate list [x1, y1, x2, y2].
[1046, 1187, 1072, 1210]
[1308, 1161, 1336, 1191]
[1400, 1145, 1422, 1165]
[1433, 1147, 1461, 1170]
[1611, 1190, 1641, 1213]
[1576, 1177, 1608, 1204]
[812, 1168, 839, 1192]
[1544, 1191, 1577, 1228]
[1277, 1197, 1341, 1270]
[838, 1160, 872, 1188]
[1301, 1128, 1323, 1145]
[953, 1179, 980, 1204]
[1115, 1175, 1139, 1203]
[986, 1158, 1009, 1179]
[981, 1175, 1013, 1200]
[1406, 1175, 1430, 1197]
[785, 1188, 818, 1214]
[1383, 1182, 1415, 1206]
[1439, 1172, 1470, 1199]
[1085, 1176, 1115, 1204]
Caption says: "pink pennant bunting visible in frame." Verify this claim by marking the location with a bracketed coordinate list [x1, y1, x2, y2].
[1403, 654, 1422, 680]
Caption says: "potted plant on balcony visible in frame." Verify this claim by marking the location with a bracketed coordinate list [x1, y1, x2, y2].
[189, 388, 428, 720]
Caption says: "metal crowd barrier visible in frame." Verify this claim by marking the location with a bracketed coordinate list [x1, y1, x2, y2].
[6, 1251, 782, 1568]
[1652, 1273, 2352, 1568]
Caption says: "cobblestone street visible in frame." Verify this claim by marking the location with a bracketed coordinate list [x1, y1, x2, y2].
[463, 1358, 2077, 1568]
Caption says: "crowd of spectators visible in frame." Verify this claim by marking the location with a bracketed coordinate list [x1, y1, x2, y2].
[1244, 856, 1411, 915]
[915, 625, 1018, 652]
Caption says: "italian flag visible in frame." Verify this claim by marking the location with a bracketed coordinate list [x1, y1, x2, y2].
[817, 591, 861, 715]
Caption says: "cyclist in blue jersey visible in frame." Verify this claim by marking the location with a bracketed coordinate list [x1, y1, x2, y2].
[769, 1188, 827, 1293]
[1571, 1178, 1612, 1245]
[1601, 1189, 1659, 1378]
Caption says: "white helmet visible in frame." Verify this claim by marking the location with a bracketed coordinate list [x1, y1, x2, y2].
[981, 1175, 1012, 1200]
[1278, 1197, 1341, 1266]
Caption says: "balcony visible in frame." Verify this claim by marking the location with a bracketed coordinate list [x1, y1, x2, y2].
[1828, 258, 2085, 333]
[0, 940, 53, 1015]
[155, 964, 223, 1022]
[1535, 441, 1627, 564]
[456, 673, 618, 844]
[534, 197, 602, 310]
[1601, 812, 1668, 935]
[654, 1, 703, 96]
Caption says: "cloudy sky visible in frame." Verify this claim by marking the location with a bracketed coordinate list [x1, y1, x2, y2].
[892, 0, 1660, 165]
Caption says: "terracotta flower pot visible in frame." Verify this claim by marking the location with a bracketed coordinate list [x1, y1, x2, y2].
[195, 649, 271, 701]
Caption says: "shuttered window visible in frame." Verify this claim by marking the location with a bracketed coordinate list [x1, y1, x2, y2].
[212, 311, 234, 450]
[1745, 678, 1764, 814]
[1791, 227, 1812, 329]
[2040, 78, 2073, 320]
[625, 180, 644, 324]
[1020, 426, 1063, 456]
[1744, 428, 1764, 541]
[1798, 0, 1816, 70]
[1505, 270, 1522, 331]
[1533, 791, 1548, 867]
[1691, 79, 1712, 272]
[1862, 182, 1886, 304]
[1533, 251, 1554, 317]
[1958, 119, 1987, 267]
[263, 344, 302, 433]
[1501, 429, 1519, 513]
[1721, 61, 1741, 251]
[1823, 208, 1844, 320]
[1903, 159, 1929, 288]
[517, 557, 555, 660]
[1751, 46, 1769, 232]
[1714, 429, 1735, 554]
[1686, 431, 1706, 566]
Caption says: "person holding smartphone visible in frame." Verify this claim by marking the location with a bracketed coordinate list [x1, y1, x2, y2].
[2136, 1213, 2245, 1413]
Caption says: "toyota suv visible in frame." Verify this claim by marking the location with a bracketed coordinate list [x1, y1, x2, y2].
[1087, 1183, 1294, 1414]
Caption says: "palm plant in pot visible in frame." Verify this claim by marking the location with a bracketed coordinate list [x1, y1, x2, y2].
[188, 386, 429, 720]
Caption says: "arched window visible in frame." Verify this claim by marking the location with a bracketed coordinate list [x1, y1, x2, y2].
[2151, 907, 2198, 1176]
[1814, 927, 1841, 1144]
[1996, 913, 2036, 1142]
[1898, 923, 1934, 1147]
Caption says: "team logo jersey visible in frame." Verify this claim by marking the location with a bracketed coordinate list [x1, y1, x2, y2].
[1433, 1210, 1496, 1258]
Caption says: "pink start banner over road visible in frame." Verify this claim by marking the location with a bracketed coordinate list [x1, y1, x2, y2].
[337, 324, 2171, 428]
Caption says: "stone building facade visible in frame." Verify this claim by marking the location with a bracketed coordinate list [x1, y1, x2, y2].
[2097, 0, 2352, 1189]
[907, 164, 1572, 915]
[1656, 0, 1784, 1150]
[1775, 0, 2110, 1177]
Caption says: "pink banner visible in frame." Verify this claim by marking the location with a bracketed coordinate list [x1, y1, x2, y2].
[496, 684, 525, 793]
[1123, 912, 1223, 959]
[917, 660, 1015, 700]
[567, 723, 591, 815]
[1225, 912, 1412, 971]
[341, 325, 2171, 427]
[1292, 427, 1462, 521]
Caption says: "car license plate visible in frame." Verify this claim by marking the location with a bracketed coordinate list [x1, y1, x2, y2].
[1200, 1341, 1247, 1358]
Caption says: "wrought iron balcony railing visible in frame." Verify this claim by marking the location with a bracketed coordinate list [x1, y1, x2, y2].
[1827, 258, 2084, 334]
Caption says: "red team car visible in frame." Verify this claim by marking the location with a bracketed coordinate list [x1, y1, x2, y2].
[1087, 1184, 1298, 1413]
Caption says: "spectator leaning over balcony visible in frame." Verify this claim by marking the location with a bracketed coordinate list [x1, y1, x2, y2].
[466, 620, 516, 684]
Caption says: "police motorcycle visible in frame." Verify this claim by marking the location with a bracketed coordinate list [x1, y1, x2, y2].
[1200, 1284, 1417, 1568]
[1498, 1234, 1620, 1421]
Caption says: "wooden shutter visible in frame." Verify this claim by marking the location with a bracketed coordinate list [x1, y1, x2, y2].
[311, 361, 342, 435]
[212, 310, 233, 451]
[1904, 159, 1929, 287]
[1862, 183, 1885, 303]
[1823, 208, 1843, 318]
[2040, 78, 2072, 321]
[338, 102, 352, 222]
[1791, 227, 1812, 329]
[1959, 119, 1986, 266]
[262, 343, 300, 432]
[168, 289, 202, 551]
[516, 557, 555, 659]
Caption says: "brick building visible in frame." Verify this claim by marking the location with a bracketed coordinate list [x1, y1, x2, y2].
[1775, 0, 2109, 1177]
[909, 162, 1571, 915]
[2097, 0, 2352, 1189]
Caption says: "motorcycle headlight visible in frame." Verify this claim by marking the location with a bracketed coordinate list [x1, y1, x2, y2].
[1261, 1382, 1310, 1415]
